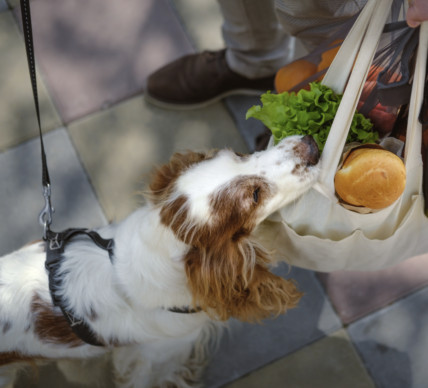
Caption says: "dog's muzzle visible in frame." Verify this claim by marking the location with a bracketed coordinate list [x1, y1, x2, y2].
[300, 135, 320, 166]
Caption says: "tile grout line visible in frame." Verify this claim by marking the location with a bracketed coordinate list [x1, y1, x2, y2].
[343, 327, 378, 388]
[62, 127, 110, 225]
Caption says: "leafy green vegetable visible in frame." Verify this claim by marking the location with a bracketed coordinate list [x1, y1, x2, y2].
[246, 82, 377, 152]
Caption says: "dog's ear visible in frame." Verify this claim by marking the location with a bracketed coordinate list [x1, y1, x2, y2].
[184, 240, 302, 322]
[148, 151, 212, 204]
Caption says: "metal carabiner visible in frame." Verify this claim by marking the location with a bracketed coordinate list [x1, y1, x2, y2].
[39, 183, 54, 239]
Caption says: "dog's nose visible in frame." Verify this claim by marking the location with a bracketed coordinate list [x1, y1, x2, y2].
[300, 135, 320, 166]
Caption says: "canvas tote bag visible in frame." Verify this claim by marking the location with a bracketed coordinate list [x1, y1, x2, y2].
[255, 0, 428, 272]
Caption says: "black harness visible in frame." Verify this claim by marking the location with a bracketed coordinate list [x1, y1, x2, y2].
[45, 229, 201, 347]
[45, 229, 114, 347]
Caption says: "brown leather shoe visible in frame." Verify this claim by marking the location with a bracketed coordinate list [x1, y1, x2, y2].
[144, 49, 275, 110]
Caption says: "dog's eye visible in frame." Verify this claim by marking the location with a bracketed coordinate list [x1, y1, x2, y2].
[253, 187, 260, 203]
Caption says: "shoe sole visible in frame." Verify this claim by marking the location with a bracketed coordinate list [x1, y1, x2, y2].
[143, 88, 270, 111]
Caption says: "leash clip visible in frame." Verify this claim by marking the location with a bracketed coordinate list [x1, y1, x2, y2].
[39, 183, 54, 239]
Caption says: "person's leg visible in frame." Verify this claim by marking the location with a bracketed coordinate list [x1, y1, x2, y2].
[274, 0, 367, 50]
[220, 0, 295, 79]
[144, 0, 294, 110]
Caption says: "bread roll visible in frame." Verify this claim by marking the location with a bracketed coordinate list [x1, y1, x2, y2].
[334, 147, 406, 209]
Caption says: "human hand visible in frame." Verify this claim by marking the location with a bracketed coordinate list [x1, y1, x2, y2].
[406, 0, 428, 28]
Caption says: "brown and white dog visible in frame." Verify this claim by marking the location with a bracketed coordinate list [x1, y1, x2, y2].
[0, 135, 319, 388]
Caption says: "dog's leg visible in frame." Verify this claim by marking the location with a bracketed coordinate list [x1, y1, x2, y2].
[113, 341, 198, 388]
[112, 323, 219, 388]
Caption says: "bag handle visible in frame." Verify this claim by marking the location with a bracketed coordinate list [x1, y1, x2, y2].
[404, 21, 428, 172]
[315, 0, 394, 198]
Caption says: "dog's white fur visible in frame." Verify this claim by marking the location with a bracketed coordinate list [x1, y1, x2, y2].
[0, 135, 319, 388]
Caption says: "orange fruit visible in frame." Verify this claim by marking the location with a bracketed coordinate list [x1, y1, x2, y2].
[274, 59, 318, 93]
[317, 40, 343, 73]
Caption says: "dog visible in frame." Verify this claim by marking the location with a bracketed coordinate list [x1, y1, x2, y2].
[0, 135, 319, 388]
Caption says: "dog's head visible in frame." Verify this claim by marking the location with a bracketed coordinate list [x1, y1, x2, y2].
[148, 135, 320, 321]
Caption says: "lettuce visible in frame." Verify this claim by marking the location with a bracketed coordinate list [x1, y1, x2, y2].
[246, 82, 377, 152]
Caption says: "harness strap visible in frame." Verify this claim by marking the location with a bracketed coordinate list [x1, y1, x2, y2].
[45, 229, 114, 347]
[167, 306, 202, 314]
[46, 229, 114, 262]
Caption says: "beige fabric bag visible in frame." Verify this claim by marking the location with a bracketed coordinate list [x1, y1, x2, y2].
[256, 0, 428, 272]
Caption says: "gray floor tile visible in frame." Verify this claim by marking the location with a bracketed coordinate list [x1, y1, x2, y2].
[318, 253, 428, 324]
[225, 96, 270, 152]
[17, 0, 194, 124]
[0, 128, 107, 256]
[0, 11, 61, 151]
[224, 41, 310, 152]
[5, 0, 15, 9]
[348, 286, 428, 388]
[171, 0, 224, 50]
[14, 357, 115, 388]
[203, 264, 342, 387]
[0, 0, 8, 12]
[68, 97, 247, 222]
[224, 329, 375, 388]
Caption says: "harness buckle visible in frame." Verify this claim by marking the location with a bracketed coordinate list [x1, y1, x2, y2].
[39, 184, 54, 239]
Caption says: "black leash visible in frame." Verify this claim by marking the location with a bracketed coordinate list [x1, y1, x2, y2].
[20, 0, 53, 239]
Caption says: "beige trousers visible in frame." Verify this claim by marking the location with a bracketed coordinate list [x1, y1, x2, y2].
[219, 0, 367, 78]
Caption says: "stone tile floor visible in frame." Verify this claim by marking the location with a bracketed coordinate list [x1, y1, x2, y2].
[1, 1, 428, 387]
